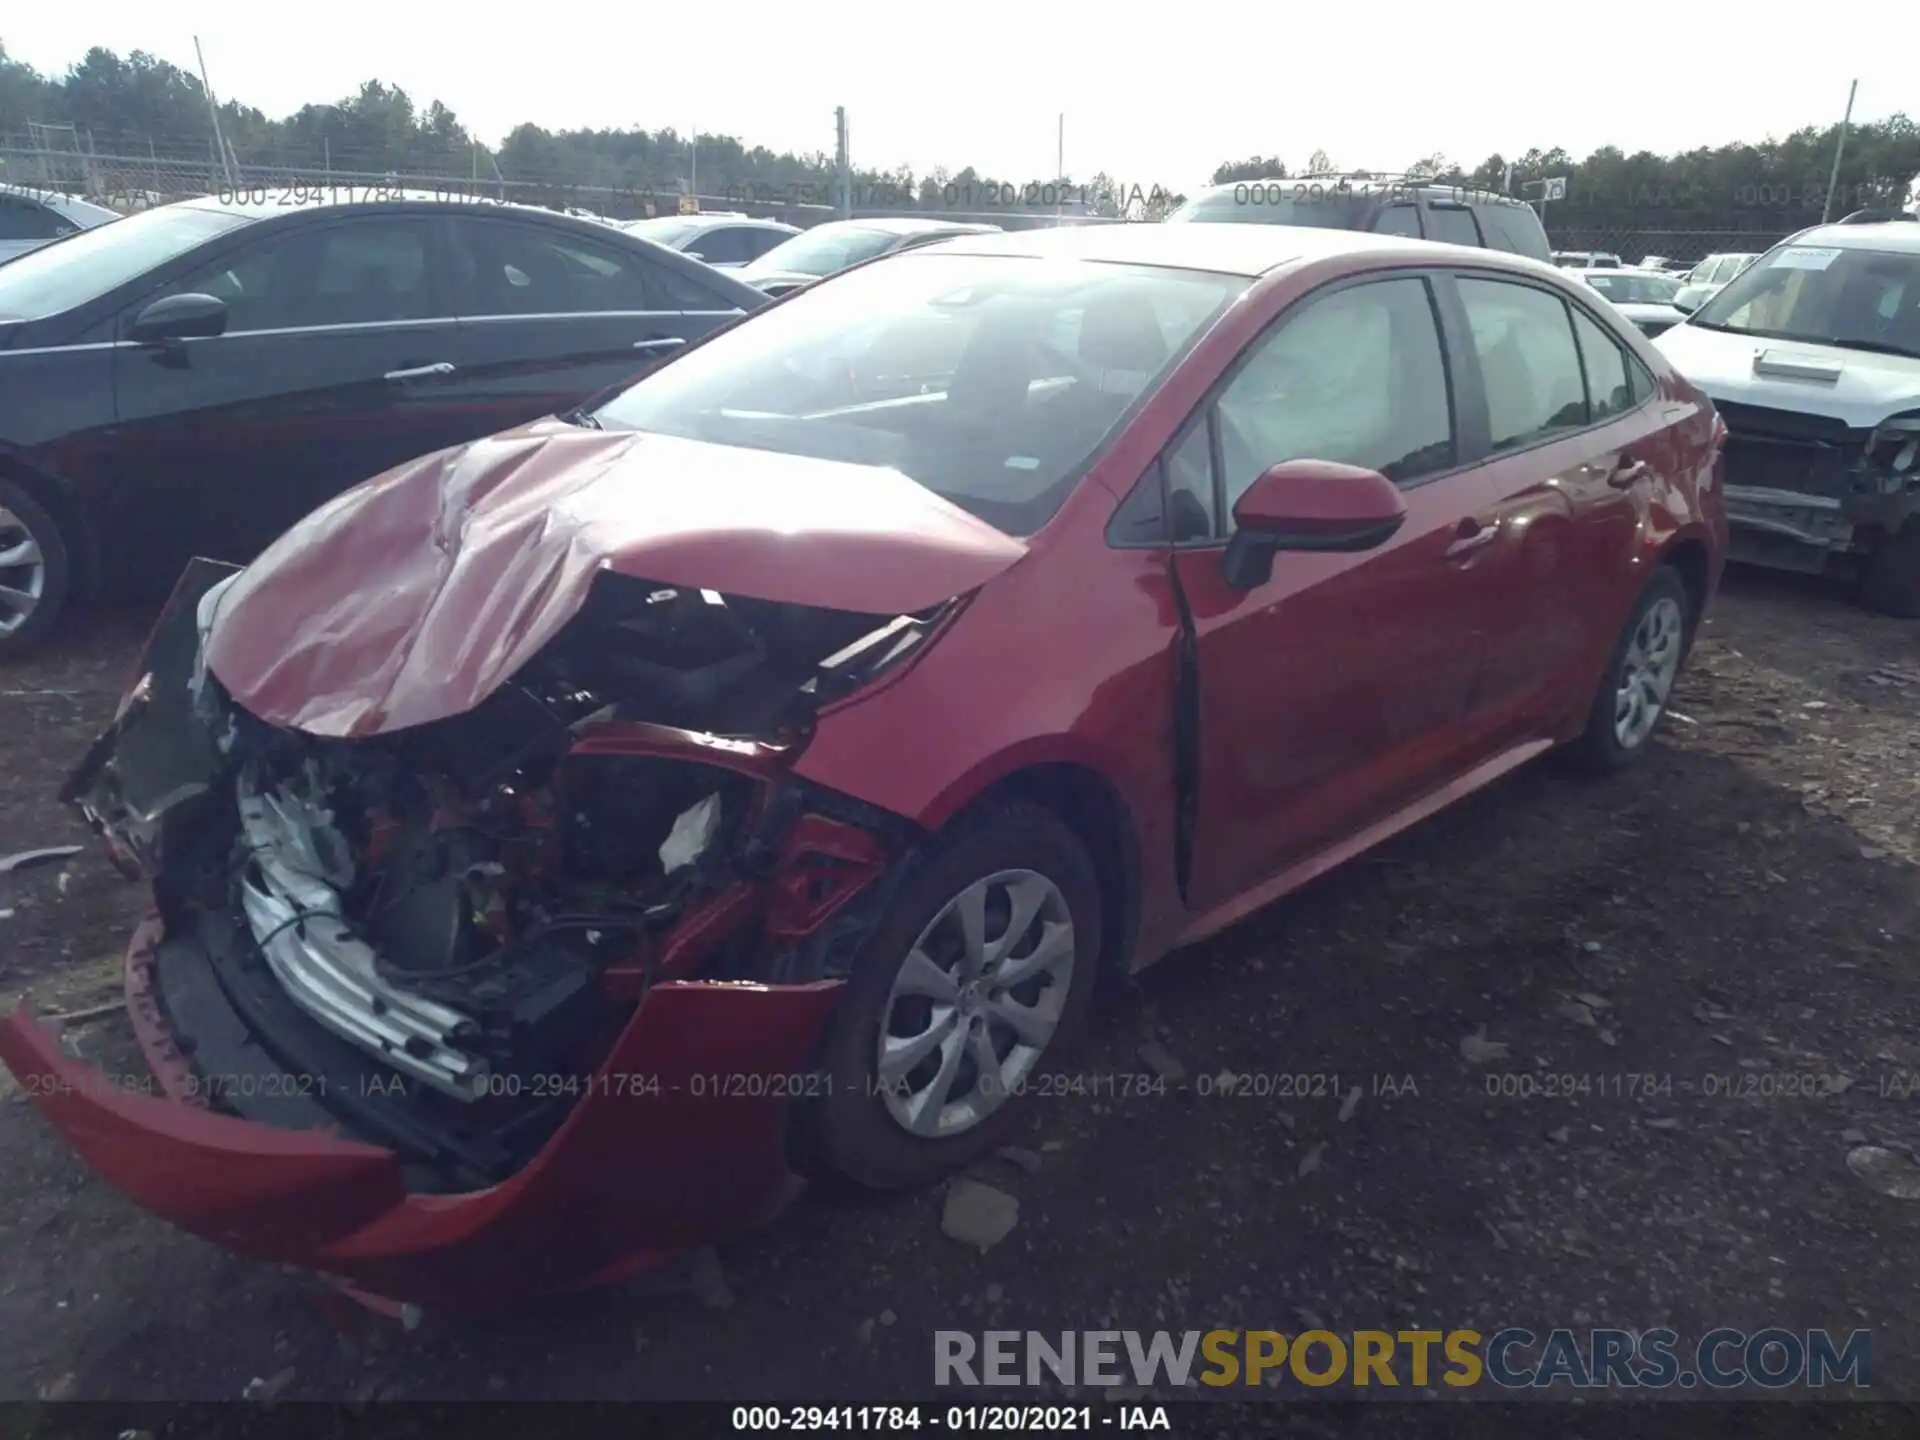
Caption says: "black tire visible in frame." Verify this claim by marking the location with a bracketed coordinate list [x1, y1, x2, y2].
[1560, 566, 1694, 775]
[0, 478, 72, 659]
[800, 801, 1102, 1191]
[1861, 524, 1920, 617]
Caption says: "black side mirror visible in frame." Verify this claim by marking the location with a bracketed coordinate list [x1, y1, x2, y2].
[129, 292, 228, 344]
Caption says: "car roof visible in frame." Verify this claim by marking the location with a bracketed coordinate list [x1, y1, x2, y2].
[916, 220, 1546, 278]
[175, 190, 584, 224]
[1780, 221, 1920, 254]
[1581, 267, 1674, 278]
[821, 217, 999, 236]
[646, 213, 795, 231]
[1187, 176, 1529, 209]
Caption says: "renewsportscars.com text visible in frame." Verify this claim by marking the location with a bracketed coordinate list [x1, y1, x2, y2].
[934, 1327, 1873, 1390]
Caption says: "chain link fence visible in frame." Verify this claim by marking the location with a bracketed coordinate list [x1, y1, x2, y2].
[0, 138, 1126, 230]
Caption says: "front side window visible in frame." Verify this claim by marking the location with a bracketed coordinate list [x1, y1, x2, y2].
[689, 227, 752, 266]
[157, 218, 438, 331]
[1692, 244, 1920, 357]
[592, 253, 1244, 537]
[1214, 276, 1456, 515]
[446, 218, 660, 315]
[0, 204, 250, 323]
[1457, 277, 1590, 450]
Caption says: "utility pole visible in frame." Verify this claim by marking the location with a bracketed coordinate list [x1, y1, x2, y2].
[835, 106, 851, 220]
[193, 36, 236, 190]
[1057, 113, 1064, 221]
[689, 127, 697, 203]
[1821, 79, 1859, 223]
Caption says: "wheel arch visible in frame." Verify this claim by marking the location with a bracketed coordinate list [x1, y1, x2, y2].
[0, 445, 102, 600]
[1659, 533, 1712, 642]
[945, 760, 1144, 994]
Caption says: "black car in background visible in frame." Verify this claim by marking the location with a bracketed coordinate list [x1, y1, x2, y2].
[0, 193, 766, 652]
[1166, 176, 1553, 262]
[739, 218, 1002, 297]
[625, 213, 800, 267]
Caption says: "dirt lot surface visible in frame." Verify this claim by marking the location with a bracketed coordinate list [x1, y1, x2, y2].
[4, 570, 1920, 1406]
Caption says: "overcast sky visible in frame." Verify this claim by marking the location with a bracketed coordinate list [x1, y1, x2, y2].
[5, 4, 1910, 192]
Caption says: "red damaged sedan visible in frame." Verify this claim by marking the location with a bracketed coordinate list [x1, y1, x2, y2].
[1, 223, 1726, 1310]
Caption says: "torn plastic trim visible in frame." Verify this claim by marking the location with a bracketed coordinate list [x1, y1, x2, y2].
[62, 559, 244, 877]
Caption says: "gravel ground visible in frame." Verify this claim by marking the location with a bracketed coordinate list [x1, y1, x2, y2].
[3, 568, 1920, 1406]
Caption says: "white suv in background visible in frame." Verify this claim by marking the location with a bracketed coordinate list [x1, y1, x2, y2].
[1655, 221, 1920, 611]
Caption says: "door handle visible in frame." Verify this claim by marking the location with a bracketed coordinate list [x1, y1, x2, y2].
[1443, 519, 1499, 560]
[1608, 457, 1651, 488]
[633, 336, 687, 352]
[384, 361, 457, 382]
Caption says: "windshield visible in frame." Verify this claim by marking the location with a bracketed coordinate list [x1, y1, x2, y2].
[0, 204, 251, 322]
[1587, 272, 1681, 304]
[591, 253, 1246, 536]
[744, 224, 899, 278]
[629, 217, 704, 246]
[1167, 185, 1372, 229]
[1692, 243, 1920, 357]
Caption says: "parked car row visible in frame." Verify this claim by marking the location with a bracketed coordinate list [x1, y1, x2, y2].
[3, 207, 1727, 1310]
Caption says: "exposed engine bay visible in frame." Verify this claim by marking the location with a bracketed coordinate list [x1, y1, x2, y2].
[68, 563, 931, 1189]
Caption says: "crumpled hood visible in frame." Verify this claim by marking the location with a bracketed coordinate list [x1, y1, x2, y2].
[203, 421, 1026, 737]
[1656, 323, 1920, 428]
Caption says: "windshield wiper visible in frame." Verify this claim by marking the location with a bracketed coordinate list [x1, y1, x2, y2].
[1684, 318, 1735, 332]
[557, 407, 601, 429]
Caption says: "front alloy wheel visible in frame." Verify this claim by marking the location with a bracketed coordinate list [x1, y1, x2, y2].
[877, 869, 1075, 1139]
[804, 802, 1101, 1190]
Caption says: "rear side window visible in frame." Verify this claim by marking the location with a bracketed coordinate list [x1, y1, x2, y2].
[1372, 204, 1422, 238]
[445, 217, 663, 315]
[1426, 206, 1482, 248]
[1569, 307, 1634, 421]
[1457, 277, 1590, 450]
[0, 195, 70, 242]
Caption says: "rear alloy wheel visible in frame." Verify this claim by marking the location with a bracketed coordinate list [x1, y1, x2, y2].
[0, 480, 71, 657]
[1562, 566, 1692, 774]
[803, 803, 1100, 1190]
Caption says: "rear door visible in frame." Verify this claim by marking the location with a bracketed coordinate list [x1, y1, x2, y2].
[438, 213, 743, 432]
[106, 212, 466, 587]
[1166, 272, 1507, 911]
[1445, 272, 1665, 742]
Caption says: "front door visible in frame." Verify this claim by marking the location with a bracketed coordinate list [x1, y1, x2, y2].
[438, 215, 741, 433]
[1171, 273, 1506, 913]
[106, 215, 467, 589]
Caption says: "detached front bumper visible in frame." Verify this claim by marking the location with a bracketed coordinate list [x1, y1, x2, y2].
[0, 912, 840, 1310]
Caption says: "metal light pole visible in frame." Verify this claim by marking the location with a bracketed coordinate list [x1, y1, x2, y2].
[1821, 80, 1859, 223]
[193, 36, 236, 189]
[1057, 113, 1064, 220]
[835, 107, 852, 219]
